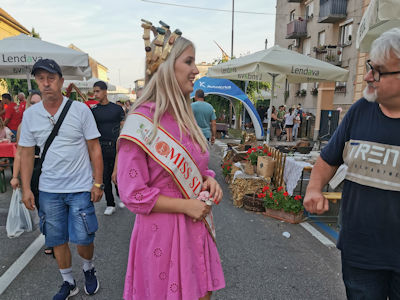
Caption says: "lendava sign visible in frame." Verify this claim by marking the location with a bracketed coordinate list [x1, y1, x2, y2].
[291, 66, 320, 77]
[1, 54, 43, 64]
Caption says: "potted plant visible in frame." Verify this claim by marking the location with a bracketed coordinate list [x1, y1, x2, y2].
[314, 45, 327, 54]
[295, 90, 301, 97]
[244, 146, 271, 174]
[258, 185, 304, 223]
[222, 161, 232, 182]
[311, 87, 318, 96]
[300, 89, 307, 97]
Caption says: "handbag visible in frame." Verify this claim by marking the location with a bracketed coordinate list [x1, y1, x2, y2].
[31, 100, 73, 198]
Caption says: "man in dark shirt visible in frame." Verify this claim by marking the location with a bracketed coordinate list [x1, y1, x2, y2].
[91, 81, 125, 215]
[304, 28, 400, 299]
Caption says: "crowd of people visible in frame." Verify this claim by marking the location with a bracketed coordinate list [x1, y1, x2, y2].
[2, 21, 400, 300]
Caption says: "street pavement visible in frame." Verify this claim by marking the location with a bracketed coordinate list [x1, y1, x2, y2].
[0, 140, 346, 299]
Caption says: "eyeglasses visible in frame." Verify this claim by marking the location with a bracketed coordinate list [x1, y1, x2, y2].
[366, 59, 400, 82]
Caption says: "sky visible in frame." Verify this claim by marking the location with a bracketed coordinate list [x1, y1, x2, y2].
[2, 0, 277, 89]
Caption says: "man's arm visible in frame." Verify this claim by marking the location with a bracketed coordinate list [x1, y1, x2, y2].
[210, 120, 217, 144]
[20, 146, 35, 210]
[303, 156, 339, 214]
[87, 138, 104, 202]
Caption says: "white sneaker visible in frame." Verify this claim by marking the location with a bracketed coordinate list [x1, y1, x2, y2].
[118, 202, 125, 208]
[104, 206, 116, 215]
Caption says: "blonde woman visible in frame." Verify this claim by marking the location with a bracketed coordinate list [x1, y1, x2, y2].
[117, 22, 225, 299]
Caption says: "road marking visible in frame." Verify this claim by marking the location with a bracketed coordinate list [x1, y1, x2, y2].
[0, 234, 44, 295]
[300, 222, 336, 248]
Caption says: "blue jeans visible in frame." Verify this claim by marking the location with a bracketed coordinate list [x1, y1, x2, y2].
[38, 192, 98, 247]
[342, 258, 400, 300]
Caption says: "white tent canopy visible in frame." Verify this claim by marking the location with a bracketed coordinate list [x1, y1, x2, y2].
[207, 45, 349, 143]
[356, 0, 400, 53]
[0, 34, 91, 89]
[63, 77, 116, 92]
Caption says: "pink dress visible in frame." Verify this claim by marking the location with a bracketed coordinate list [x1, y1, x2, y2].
[117, 102, 225, 300]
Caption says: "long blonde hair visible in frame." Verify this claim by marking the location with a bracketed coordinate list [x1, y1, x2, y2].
[131, 37, 208, 152]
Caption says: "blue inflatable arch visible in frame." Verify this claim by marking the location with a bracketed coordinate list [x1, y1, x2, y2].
[190, 76, 264, 139]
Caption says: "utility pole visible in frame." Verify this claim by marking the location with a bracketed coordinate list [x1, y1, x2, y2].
[265, 38, 268, 50]
[231, 0, 234, 58]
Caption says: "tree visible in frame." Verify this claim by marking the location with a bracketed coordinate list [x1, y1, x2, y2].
[31, 27, 41, 39]
[5, 79, 38, 97]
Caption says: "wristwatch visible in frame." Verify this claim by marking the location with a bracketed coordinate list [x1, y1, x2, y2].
[94, 183, 105, 190]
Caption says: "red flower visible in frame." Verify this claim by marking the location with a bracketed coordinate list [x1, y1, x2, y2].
[244, 155, 249, 159]
[247, 149, 252, 154]
[277, 186, 283, 192]
[267, 152, 272, 156]
[257, 146, 263, 150]
[251, 147, 256, 151]
[227, 166, 231, 170]
[257, 193, 263, 198]
[294, 195, 302, 201]
[269, 192, 273, 198]
[283, 191, 289, 197]
[262, 186, 270, 192]
[263, 149, 268, 153]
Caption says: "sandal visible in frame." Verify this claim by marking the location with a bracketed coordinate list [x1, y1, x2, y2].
[44, 246, 55, 258]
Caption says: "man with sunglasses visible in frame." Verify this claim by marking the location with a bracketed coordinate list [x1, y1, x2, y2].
[19, 59, 103, 299]
[304, 28, 400, 299]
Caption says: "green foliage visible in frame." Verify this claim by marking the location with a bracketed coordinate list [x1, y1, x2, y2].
[31, 27, 41, 39]
[205, 94, 230, 123]
[259, 185, 304, 214]
[245, 146, 272, 166]
[5, 79, 38, 97]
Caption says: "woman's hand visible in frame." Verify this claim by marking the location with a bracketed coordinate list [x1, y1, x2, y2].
[184, 199, 211, 222]
[10, 177, 19, 190]
[202, 176, 223, 204]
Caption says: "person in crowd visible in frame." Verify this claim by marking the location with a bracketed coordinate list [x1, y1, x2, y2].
[1, 93, 22, 136]
[284, 107, 296, 142]
[117, 21, 225, 300]
[304, 28, 400, 299]
[292, 112, 301, 140]
[91, 80, 125, 215]
[0, 117, 13, 141]
[270, 106, 278, 139]
[276, 105, 285, 140]
[85, 91, 99, 109]
[192, 89, 217, 144]
[19, 58, 103, 299]
[124, 100, 131, 114]
[18, 92, 27, 113]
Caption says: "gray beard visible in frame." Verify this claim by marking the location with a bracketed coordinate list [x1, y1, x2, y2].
[363, 86, 378, 102]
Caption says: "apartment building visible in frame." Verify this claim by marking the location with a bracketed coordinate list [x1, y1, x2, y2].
[274, 0, 370, 118]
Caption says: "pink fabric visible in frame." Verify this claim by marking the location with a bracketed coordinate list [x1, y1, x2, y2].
[118, 103, 225, 300]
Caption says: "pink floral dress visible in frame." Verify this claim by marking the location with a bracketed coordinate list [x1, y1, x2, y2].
[117, 102, 225, 299]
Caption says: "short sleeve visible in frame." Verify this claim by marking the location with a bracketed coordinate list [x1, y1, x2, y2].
[18, 112, 36, 147]
[117, 138, 161, 215]
[320, 105, 354, 166]
[211, 107, 216, 121]
[118, 106, 125, 122]
[80, 103, 100, 140]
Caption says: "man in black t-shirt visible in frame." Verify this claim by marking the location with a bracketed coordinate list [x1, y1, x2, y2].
[92, 81, 125, 216]
[304, 28, 400, 299]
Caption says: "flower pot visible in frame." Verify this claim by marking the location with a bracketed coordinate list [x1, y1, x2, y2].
[244, 162, 255, 175]
[242, 194, 265, 212]
[263, 209, 304, 224]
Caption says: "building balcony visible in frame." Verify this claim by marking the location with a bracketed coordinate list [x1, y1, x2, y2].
[286, 19, 307, 39]
[314, 45, 343, 66]
[318, 0, 347, 23]
[288, 0, 302, 2]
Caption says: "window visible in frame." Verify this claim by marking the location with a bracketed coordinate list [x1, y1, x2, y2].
[339, 22, 353, 46]
[306, 2, 314, 20]
[335, 81, 347, 93]
[303, 38, 311, 56]
[290, 10, 296, 21]
[318, 31, 325, 46]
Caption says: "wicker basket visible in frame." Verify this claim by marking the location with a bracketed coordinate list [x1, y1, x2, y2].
[242, 193, 265, 212]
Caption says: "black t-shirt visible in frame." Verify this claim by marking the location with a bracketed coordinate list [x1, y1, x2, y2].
[91, 102, 125, 142]
[321, 98, 400, 271]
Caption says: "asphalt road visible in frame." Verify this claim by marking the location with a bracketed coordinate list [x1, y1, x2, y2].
[0, 143, 346, 300]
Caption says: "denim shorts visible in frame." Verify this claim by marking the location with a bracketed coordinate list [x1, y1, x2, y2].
[38, 191, 98, 247]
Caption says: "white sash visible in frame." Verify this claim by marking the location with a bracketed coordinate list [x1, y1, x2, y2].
[119, 112, 216, 242]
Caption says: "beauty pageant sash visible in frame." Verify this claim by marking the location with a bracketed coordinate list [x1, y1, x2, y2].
[119, 112, 216, 242]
